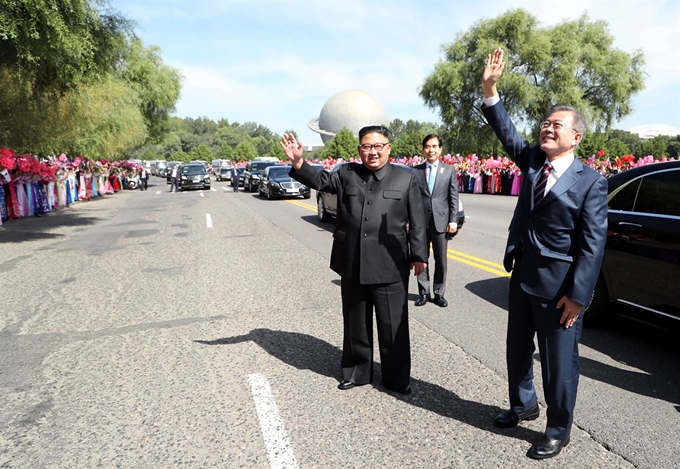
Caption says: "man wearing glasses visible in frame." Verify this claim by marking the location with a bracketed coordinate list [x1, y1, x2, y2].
[281, 126, 428, 395]
[481, 48, 608, 460]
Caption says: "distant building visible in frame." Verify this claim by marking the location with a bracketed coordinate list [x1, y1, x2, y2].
[627, 124, 680, 140]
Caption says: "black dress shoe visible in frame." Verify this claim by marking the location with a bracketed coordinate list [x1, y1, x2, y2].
[337, 380, 356, 390]
[385, 385, 412, 395]
[493, 403, 540, 428]
[527, 436, 570, 460]
[415, 294, 430, 306]
[433, 295, 448, 307]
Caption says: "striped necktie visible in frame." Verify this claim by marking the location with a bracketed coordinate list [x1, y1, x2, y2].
[534, 163, 552, 205]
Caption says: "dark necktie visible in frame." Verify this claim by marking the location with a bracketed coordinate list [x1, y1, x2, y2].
[534, 163, 552, 205]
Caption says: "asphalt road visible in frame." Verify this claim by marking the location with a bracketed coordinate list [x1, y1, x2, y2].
[1, 176, 678, 469]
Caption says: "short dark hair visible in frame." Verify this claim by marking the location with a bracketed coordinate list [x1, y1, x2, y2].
[359, 125, 389, 141]
[546, 105, 587, 145]
[422, 134, 442, 148]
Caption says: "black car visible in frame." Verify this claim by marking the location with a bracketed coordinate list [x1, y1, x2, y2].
[178, 163, 211, 191]
[258, 165, 310, 200]
[242, 161, 279, 192]
[316, 163, 466, 235]
[585, 160, 680, 328]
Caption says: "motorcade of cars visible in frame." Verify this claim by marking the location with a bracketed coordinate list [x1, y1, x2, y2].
[153, 160, 168, 177]
[258, 165, 311, 200]
[215, 166, 233, 182]
[315, 162, 466, 234]
[231, 167, 245, 188]
[242, 160, 280, 192]
[178, 163, 211, 191]
[584, 160, 680, 329]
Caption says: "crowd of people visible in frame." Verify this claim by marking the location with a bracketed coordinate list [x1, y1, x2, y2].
[308, 150, 676, 196]
[0, 149, 143, 226]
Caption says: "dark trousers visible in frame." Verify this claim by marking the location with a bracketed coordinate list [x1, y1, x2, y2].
[140, 178, 148, 190]
[417, 217, 448, 297]
[340, 276, 411, 390]
[506, 263, 583, 440]
[233, 176, 239, 192]
[170, 178, 179, 192]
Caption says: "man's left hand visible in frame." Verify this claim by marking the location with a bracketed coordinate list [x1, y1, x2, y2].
[446, 224, 457, 234]
[410, 262, 426, 276]
[557, 296, 583, 329]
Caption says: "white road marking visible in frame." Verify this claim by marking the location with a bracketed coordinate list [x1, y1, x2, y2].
[155, 190, 161, 195]
[206, 213, 213, 228]
[200, 192, 205, 198]
[211, 187, 216, 191]
[248, 374, 299, 469]
[222, 187, 229, 191]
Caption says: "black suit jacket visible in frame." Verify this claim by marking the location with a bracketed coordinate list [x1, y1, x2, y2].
[291, 161, 428, 284]
[482, 100, 608, 305]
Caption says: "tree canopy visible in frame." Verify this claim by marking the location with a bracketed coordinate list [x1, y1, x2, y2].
[0, 0, 181, 158]
[420, 9, 646, 156]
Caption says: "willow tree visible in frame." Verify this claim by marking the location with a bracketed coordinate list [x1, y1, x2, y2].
[419, 9, 645, 155]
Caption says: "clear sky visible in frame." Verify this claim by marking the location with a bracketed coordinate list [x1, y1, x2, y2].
[109, 0, 680, 145]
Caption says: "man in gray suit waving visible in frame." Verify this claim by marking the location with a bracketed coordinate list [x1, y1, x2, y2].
[414, 135, 459, 307]
[281, 126, 428, 395]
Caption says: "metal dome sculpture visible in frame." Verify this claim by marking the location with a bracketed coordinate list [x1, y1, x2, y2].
[308, 89, 390, 144]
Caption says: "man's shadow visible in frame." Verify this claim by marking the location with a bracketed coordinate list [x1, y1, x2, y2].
[196, 328, 543, 443]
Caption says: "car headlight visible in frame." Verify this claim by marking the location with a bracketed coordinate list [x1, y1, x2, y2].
[271, 182, 280, 188]
[181, 176, 187, 180]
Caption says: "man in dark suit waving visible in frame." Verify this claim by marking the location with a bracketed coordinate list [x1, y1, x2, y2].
[482, 48, 608, 460]
[414, 134, 459, 307]
[281, 126, 428, 395]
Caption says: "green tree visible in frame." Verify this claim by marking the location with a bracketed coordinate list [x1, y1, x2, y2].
[171, 149, 191, 163]
[217, 143, 234, 159]
[392, 130, 425, 158]
[233, 140, 258, 161]
[0, 0, 133, 92]
[320, 129, 358, 160]
[640, 136, 668, 158]
[190, 143, 213, 161]
[268, 139, 285, 159]
[420, 9, 645, 155]
[117, 38, 182, 143]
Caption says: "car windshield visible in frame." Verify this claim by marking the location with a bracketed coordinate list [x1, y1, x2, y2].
[251, 162, 277, 171]
[182, 165, 205, 176]
[267, 167, 290, 178]
[219, 167, 230, 173]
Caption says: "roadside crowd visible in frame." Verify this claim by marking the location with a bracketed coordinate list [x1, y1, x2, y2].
[1, 146, 675, 228]
[0, 149, 143, 226]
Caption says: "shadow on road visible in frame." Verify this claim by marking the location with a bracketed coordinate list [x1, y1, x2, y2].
[464, 277, 510, 310]
[0, 209, 103, 243]
[300, 214, 334, 233]
[196, 328, 543, 444]
[580, 316, 680, 406]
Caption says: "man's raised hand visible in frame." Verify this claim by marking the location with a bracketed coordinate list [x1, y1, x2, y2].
[280, 133, 305, 169]
[482, 47, 505, 98]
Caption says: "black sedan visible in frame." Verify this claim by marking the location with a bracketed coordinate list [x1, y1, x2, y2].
[585, 160, 680, 328]
[178, 163, 211, 191]
[258, 165, 310, 199]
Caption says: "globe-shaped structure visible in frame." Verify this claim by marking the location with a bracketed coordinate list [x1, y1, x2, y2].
[308, 89, 389, 144]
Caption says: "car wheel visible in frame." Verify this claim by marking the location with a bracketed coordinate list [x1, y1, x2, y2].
[266, 187, 273, 200]
[583, 273, 611, 327]
[303, 193, 311, 199]
[317, 194, 331, 222]
[128, 181, 137, 190]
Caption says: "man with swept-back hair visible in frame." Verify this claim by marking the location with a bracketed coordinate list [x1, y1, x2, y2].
[280, 125, 428, 395]
[414, 133, 459, 308]
[481, 48, 608, 460]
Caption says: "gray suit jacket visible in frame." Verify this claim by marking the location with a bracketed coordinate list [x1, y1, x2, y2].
[290, 161, 428, 284]
[415, 161, 459, 233]
[482, 100, 608, 305]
